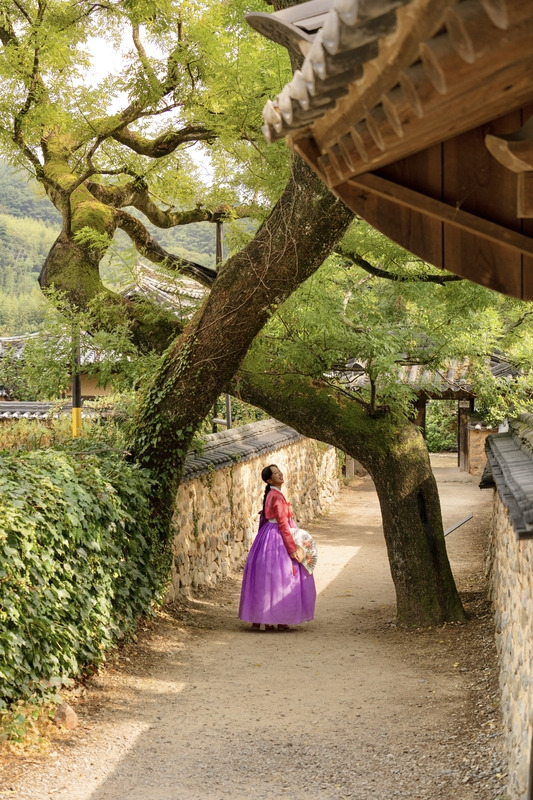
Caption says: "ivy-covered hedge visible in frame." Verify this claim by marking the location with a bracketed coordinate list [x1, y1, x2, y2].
[0, 445, 168, 709]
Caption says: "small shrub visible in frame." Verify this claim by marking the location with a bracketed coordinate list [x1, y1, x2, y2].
[0, 400, 131, 454]
[0, 416, 70, 451]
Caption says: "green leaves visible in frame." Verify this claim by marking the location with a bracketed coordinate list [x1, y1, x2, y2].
[0, 446, 169, 708]
[248, 217, 533, 424]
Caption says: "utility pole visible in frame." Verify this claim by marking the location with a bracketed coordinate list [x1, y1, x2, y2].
[214, 214, 232, 429]
[71, 329, 82, 437]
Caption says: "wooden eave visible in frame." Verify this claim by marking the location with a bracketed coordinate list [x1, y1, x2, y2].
[248, 0, 533, 300]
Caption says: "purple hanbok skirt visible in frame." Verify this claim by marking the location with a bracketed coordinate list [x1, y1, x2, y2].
[239, 521, 316, 625]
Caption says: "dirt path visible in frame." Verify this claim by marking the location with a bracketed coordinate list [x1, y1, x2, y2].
[1, 456, 507, 799]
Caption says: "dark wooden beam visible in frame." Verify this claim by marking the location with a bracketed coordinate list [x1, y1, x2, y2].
[341, 173, 533, 258]
[518, 173, 533, 218]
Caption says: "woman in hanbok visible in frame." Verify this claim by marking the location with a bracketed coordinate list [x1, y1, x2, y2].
[239, 464, 316, 631]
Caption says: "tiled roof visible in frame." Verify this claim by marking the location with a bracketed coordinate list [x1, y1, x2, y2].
[337, 354, 514, 400]
[182, 419, 302, 481]
[484, 413, 533, 540]
[0, 333, 38, 359]
[0, 402, 107, 420]
[122, 264, 207, 315]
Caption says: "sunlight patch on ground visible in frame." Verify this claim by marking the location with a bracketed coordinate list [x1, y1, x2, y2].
[314, 544, 361, 594]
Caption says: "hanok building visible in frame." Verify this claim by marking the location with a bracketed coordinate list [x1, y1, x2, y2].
[245, 1, 533, 797]
[339, 353, 515, 474]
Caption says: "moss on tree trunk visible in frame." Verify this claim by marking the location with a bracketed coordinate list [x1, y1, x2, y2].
[368, 427, 466, 625]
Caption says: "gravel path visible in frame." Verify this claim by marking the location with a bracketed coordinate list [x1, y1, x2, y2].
[0, 456, 507, 799]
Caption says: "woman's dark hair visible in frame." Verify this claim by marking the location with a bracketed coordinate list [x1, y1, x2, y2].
[261, 464, 276, 511]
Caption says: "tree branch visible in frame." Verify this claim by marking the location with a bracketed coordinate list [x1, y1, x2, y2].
[114, 208, 217, 287]
[11, 0, 32, 25]
[132, 22, 160, 89]
[87, 178, 256, 229]
[111, 124, 217, 157]
[340, 252, 463, 284]
[502, 310, 533, 337]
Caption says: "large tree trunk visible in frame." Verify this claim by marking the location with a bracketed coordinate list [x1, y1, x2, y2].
[367, 428, 466, 625]
[130, 158, 353, 519]
[235, 368, 466, 626]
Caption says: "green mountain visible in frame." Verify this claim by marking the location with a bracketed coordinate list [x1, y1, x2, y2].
[0, 162, 61, 226]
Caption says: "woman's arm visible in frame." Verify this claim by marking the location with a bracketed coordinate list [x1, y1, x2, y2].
[269, 493, 301, 558]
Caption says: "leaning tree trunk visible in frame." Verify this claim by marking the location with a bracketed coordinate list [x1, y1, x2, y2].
[366, 425, 466, 625]
[130, 157, 353, 523]
[235, 368, 466, 626]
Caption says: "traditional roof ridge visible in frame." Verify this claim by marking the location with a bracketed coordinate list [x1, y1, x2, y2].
[0, 401, 108, 420]
[182, 419, 302, 481]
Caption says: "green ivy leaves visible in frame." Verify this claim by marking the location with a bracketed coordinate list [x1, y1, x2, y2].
[0, 446, 169, 709]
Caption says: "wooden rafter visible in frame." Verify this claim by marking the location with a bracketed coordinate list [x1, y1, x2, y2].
[341, 173, 533, 258]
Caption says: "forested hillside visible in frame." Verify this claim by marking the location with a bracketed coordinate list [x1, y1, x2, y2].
[0, 162, 223, 334]
[0, 210, 57, 334]
[0, 161, 61, 225]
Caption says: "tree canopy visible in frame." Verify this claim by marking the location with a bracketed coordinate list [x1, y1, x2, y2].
[0, 0, 291, 316]
[239, 218, 533, 428]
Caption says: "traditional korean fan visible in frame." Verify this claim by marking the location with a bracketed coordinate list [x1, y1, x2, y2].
[292, 528, 318, 574]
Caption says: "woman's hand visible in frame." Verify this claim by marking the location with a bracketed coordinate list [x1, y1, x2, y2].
[291, 546, 305, 562]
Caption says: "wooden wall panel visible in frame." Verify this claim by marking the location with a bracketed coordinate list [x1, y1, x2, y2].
[375, 144, 444, 267]
[443, 112, 523, 230]
[335, 182, 444, 268]
[441, 112, 525, 296]
[443, 227, 523, 297]
[377, 143, 443, 200]
[334, 109, 533, 299]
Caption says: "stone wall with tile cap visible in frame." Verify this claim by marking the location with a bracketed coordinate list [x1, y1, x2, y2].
[167, 419, 340, 600]
[488, 495, 533, 800]
[486, 414, 533, 800]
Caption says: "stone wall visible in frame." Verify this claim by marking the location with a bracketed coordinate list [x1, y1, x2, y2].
[488, 494, 533, 799]
[486, 415, 533, 800]
[467, 427, 491, 476]
[167, 419, 340, 600]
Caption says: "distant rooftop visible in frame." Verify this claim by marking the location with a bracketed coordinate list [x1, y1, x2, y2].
[336, 354, 515, 400]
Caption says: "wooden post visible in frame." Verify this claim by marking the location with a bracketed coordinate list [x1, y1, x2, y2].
[457, 400, 470, 471]
[214, 217, 233, 430]
[225, 393, 233, 430]
[215, 218, 224, 266]
[212, 399, 218, 433]
[71, 330, 82, 438]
